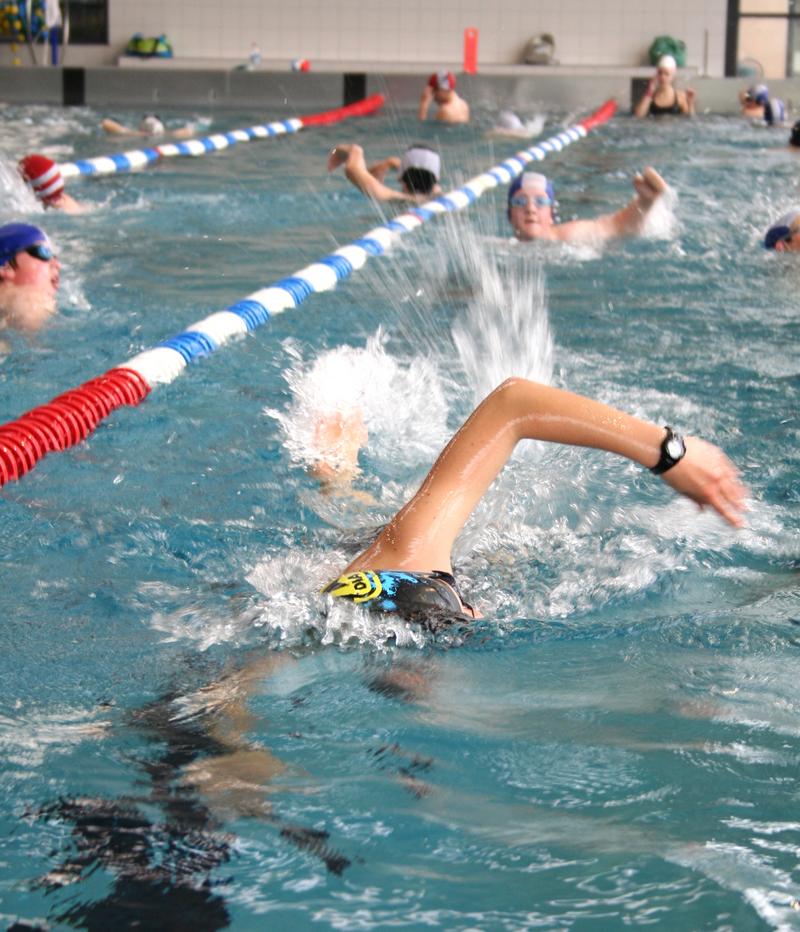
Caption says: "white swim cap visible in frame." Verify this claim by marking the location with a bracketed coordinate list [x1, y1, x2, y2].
[657, 55, 677, 73]
[139, 115, 165, 135]
[400, 145, 441, 181]
[496, 110, 524, 131]
[519, 172, 549, 192]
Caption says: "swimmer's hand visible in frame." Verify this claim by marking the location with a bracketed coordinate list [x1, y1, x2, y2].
[327, 143, 359, 172]
[660, 437, 748, 528]
[633, 167, 667, 207]
[645, 78, 656, 98]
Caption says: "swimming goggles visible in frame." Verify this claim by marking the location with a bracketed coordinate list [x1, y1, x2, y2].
[509, 193, 553, 209]
[21, 243, 54, 262]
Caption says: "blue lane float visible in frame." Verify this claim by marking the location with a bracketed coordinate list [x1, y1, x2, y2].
[53, 94, 386, 181]
[0, 99, 617, 488]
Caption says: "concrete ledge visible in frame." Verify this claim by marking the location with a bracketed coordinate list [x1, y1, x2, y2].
[379, 73, 638, 112]
[2, 65, 800, 115]
[0, 66, 62, 103]
[84, 67, 342, 109]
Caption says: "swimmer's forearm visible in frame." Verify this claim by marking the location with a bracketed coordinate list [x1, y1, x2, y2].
[502, 379, 664, 468]
[367, 156, 400, 181]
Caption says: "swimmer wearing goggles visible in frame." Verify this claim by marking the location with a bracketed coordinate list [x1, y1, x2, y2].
[322, 379, 747, 626]
[506, 169, 668, 244]
[0, 222, 61, 332]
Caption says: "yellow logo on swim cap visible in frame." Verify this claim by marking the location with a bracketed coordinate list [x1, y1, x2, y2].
[323, 571, 383, 603]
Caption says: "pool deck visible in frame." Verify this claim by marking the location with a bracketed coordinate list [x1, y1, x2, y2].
[2, 61, 800, 114]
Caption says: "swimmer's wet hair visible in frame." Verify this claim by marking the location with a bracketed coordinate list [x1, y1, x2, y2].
[399, 144, 441, 194]
[399, 167, 438, 195]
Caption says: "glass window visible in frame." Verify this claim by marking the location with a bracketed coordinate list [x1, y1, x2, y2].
[738, 17, 790, 76]
[741, 0, 790, 12]
[67, 0, 108, 45]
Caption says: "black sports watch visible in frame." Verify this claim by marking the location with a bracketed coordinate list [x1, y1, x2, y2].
[650, 426, 686, 475]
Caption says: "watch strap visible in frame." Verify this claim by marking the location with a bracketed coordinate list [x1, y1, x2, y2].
[650, 426, 686, 475]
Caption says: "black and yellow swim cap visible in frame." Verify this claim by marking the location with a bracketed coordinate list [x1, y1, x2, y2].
[322, 570, 467, 621]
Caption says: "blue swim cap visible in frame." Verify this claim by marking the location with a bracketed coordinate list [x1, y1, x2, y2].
[764, 208, 800, 249]
[507, 172, 558, 223]
[747, 84, 769, 105]
[508, 171, 555, 207]
[0, 222, 48, 266]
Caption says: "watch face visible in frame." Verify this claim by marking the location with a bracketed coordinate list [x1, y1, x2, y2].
[666, 436, 684, 459]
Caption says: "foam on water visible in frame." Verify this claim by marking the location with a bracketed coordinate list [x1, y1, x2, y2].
[2, 104, 799, 930]
[265, 329, 450, 476]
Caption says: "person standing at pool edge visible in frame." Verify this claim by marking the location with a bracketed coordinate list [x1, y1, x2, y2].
[323, 378, 746, 620]
[0, 223, 60, 334]
[419, 70, 470, 124]
[507, 168, 668, 243]
[634, 55, 696, 118]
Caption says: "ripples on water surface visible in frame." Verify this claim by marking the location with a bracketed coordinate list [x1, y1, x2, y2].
[0, 103, 798, 929]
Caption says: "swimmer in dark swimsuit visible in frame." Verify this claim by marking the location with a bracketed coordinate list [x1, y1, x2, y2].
[634, 55, 696, 119]
[323, 378, 747, 622]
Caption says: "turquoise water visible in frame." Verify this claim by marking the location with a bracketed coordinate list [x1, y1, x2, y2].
[1, 100, 799, 930]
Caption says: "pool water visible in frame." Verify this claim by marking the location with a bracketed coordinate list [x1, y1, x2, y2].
[1, 99, 799, 930]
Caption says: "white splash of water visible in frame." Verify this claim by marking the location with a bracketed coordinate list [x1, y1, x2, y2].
[0, 158, 40, 216]
[265, 329, 450, 476]
[641, 182, 680, 240]
[444, 216, 554, 405]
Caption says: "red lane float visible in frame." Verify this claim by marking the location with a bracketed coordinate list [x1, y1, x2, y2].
[0, 367, 149, 486]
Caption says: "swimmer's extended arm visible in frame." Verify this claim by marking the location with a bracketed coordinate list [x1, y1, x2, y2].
[327, 143, 405, 202]
[554, 167, 667, 243]
[345, 378, 746, 575]
[681, 88, 696, 116]
[101, 118, 141, 136]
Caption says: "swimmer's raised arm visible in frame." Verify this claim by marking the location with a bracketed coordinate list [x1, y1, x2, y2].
[345, 378, 746, 576]
[327, 143, 405, 202]
[555, 167, 668, 243]
[633, 79, 656, 119]
[366, 154, 401, 183]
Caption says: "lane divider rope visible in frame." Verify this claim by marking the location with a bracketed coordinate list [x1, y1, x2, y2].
[0, 98, 617, 488]
[54, 94, 386, 181]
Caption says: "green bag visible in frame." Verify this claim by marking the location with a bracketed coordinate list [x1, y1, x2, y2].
[648, 36, 686, 68]
[124, 33, 173, 59]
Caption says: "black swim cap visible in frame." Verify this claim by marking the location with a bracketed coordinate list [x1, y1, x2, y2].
[323, 570, 469, 624]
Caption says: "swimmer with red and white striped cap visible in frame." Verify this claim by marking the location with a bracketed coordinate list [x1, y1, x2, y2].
[418, 69, 470, 123]
[18, 154, 84, 215]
